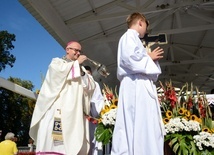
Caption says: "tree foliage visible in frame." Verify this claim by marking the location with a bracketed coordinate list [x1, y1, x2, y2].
[0, 77, 36, 146]
[0, 30, 16, 72]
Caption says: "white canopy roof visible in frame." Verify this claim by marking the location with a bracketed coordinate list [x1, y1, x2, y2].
[19, 0, 214, 93]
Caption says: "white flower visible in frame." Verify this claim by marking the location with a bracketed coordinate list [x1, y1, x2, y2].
[164, 117, 201, 133]
[101, 108, 117, 126]
[193, 132, 214, 150]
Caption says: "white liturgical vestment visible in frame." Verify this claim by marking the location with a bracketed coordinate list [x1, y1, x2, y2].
[29, 58, 95, 155]
[111, 29, 165, 155]
[89, 82, 104, 155]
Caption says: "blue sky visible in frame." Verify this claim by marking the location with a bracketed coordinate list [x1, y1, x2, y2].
[0, 0, 64, 91]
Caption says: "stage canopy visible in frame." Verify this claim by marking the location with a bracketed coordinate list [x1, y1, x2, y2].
[19, 0, 214, 93]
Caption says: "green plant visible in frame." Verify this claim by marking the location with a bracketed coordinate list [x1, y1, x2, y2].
[94, 84, 118, 145]
[159, 81, 214, 155]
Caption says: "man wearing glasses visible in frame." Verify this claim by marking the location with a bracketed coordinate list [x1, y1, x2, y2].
[29, 41, 95, 155]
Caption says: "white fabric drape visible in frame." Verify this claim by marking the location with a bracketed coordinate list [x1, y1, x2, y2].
[89, 82, 104, 155]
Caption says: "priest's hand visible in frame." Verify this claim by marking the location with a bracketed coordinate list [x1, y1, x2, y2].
[78, 55, 87, 64]
[148, 47, 164, 61]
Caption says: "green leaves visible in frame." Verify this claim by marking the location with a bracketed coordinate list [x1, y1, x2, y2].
[165, 133, 198, 155]
[200, 149, 214, 155]
[95, 123, 113, 145]
[189, 141, 198, 155]
[0, 30, 16, 72]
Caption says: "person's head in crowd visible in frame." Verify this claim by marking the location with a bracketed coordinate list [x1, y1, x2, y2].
[84, 66, 92, 75]
[5, 132, 15, 141]
[211, 89, 214, 94]
[29, 138, 34, 144]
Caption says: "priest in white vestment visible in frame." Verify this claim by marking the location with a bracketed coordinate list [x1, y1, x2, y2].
[111, 12, 166, 155]
[29, 41, 96, 155]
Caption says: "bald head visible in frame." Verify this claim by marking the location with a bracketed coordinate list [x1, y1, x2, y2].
[65, 41, 82, 60]
[66, 41, 81, 49]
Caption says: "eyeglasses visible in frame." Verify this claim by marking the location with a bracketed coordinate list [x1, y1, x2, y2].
[67, 47, 82, 53]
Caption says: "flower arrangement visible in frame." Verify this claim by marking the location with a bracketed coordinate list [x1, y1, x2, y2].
[94, 84, 118, 145]
[159, 81, 214, 155]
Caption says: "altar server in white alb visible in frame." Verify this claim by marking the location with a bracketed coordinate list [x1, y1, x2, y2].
[84, 66, 104, 155]
[29, 41, 95, 155]
[111, 12, 165, 155]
